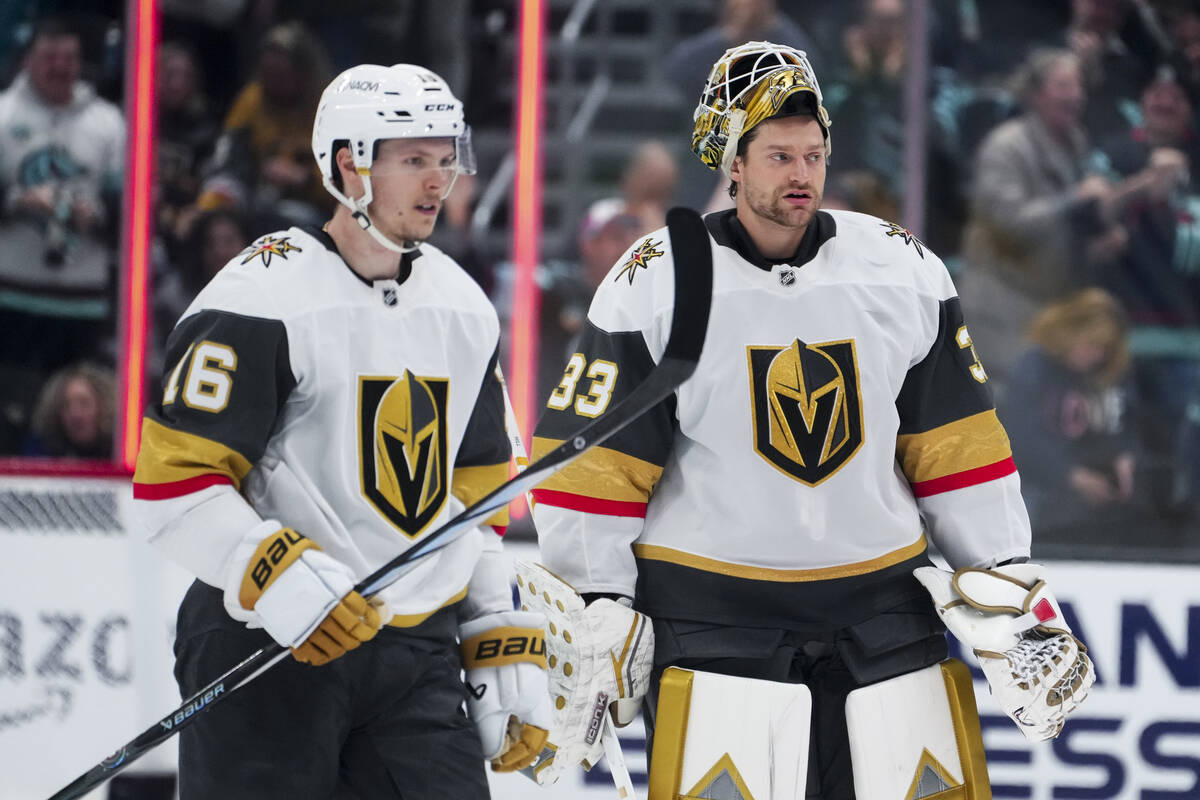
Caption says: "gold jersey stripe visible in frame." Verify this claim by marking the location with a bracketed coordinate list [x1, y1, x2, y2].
[633, 536, 927, 583]
[452, 462, 511, 528]
[531, 436, 663, 503]
[386, 585, 468, 628]
[895, 410, 1013, 484]
[133, 417, 253, 490]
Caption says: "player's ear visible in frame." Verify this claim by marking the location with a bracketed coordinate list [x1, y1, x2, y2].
[729, 155, 743, 182]
[335, 146, 362, 196]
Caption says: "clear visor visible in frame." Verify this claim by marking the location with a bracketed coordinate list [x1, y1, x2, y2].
[368, 127, 476, 180]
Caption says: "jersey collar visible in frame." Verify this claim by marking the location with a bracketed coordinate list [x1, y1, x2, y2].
[703, 208, 835, 271]
[303, 224, 419, 287]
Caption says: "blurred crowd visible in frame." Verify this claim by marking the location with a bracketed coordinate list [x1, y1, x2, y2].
[0, 0, 1196, 552]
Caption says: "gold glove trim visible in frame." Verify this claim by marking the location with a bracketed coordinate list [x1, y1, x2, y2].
[491, 717, 550, 772]
[238, 528, 318, 610]
[292, 590, 383, 666]
[461, 626, 548, 669]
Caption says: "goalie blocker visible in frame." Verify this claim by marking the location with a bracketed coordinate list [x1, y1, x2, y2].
[647, 661, 988, 800]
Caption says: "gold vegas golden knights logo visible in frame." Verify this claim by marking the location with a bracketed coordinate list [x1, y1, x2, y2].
[747, 339, 864, 486]
[358, 371, 449, 538]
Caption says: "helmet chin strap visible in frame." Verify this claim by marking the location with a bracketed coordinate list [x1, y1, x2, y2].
[322, 174, 419, 254]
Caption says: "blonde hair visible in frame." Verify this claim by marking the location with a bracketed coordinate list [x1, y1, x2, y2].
[1027, 288, 1130, 387]
[31, 362, 116, 450]
[1012, 48, 1080, 109]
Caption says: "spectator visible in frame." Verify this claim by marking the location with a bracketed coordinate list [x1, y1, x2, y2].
[1167, 4, 1200, 100]
[821, 0, 909, 198]
[619, 139, 678, 232]
[539, 199, 646, 397]
[156, 40, 220, 258]
[960, 49, 1124, 392]
[931, 0, 1069, 83]
[160, 0, 249, 112]
[1093, 66, 1200, 515]
[153, 208, 250, 363]
[194, 21, 332, 232]
[1064, 0, 1169, 142]
[0, 16, 125, 377]
[821, 168, 901, 222]
[23, 361, 115, 459]
[1001, 289, 1140, 540]
[663, 0, 819, 104]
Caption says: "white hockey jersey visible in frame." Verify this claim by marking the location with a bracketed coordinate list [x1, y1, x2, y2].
[133, 226, 514, 624]
[532, 209, 1032, 631]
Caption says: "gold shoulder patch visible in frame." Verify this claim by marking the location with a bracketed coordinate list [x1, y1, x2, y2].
[240, 234, 302, 267]
[613, 237, 665, 285]
[880, 221, 926, 259]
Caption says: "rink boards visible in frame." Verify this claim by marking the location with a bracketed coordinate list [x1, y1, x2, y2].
[1, 473, 1196, 800]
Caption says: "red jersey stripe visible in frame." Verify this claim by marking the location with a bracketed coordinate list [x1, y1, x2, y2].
[911, 457, 1017, 498]
[531, 489, 648, 518]
[133, 473, 233, 500]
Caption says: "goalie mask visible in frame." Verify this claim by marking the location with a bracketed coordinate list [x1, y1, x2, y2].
[311, 63, 476, 253]
[691, 41, 831, 177]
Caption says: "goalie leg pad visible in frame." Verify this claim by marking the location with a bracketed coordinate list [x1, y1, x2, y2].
[647, 667, 811, 800]
[845, 659, 990, 800]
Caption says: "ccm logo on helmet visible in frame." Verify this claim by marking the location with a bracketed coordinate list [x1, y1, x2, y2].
[425, 103, 456, 112]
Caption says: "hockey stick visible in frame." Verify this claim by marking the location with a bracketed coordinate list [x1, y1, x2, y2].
[47, 207, 712, 800]
[497, 370, 640, 800]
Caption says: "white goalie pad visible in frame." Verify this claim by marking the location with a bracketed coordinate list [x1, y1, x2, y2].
[513, 561, 655, 785]
[846, 660, 990, 799]
[647, 667, 811, 800]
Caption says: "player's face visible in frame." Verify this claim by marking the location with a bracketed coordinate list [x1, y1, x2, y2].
[732, 115, 827, 234]
[366, 137, 458, 244]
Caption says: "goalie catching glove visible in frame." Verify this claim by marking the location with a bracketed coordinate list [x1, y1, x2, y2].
[459, 610, 553, 772]
[223, 524, 384, 665]
[513, 560, 655, 785]
[914, 563, 1094, 741]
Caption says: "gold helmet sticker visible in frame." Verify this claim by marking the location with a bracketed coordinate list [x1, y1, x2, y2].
[358, 371, 449, 537]
[747, 339, 864, 485]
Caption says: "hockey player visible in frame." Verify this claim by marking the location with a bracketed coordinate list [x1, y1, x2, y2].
[524, 42, 1093, 797]
[132, 64, 550, 798]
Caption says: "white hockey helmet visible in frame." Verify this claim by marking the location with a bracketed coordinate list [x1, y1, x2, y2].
[691, 41, 831, 177]
[311, 63, 476, 252]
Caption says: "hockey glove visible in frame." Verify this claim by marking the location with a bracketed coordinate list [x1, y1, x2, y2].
[224, 526, 383, 666]
[459, 610, 552, 772]
[513, 561, 655, 785]
[914, 563, 1094, 741]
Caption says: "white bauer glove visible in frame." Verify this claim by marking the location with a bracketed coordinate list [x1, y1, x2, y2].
[224, 524, 384, 666]
[914, 563, 1095, 741]
[513, 560, 655, 785]
[459, 610, 553, 772]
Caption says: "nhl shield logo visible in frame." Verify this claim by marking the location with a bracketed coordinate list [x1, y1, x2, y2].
[358, 371, 449, 537]
[746, 339, 864, 485]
